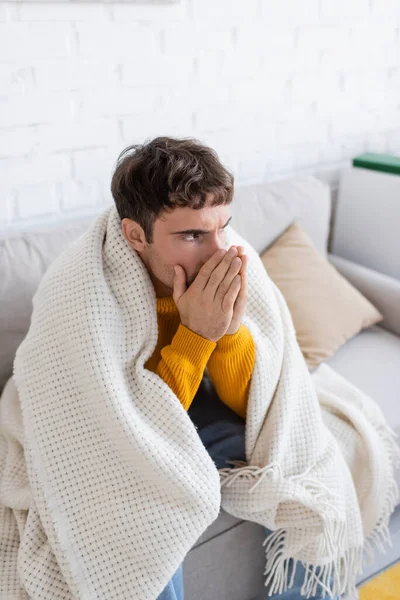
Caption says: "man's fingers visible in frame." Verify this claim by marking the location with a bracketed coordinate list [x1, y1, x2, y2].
[204, 247, 239, 296]
[237, 251, 247, 276]
[240, 262, 248, 298]
[193, 248, 227, 290]
[222, 275, 241, 312]
[233, 256, 248, 309]
[172, 265, 187, 304]
[213, 254, 242, 301]
[235, 247, 246, 272]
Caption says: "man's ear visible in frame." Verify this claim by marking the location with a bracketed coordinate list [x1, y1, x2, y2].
[121, 218, 146, 252]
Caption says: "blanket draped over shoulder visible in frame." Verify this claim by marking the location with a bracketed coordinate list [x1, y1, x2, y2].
[1, 205, 399, 599]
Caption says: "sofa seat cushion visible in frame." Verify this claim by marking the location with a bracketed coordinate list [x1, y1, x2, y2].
[325, 325, 400, 436]
[184, 519, 267, 600]
[325, 324, 400, 493]
[191, 507, 241, 548]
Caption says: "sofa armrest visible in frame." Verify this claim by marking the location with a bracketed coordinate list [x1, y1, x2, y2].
[328, 253, 400, 338]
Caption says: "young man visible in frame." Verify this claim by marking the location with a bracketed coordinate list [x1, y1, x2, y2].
[111, 137, 336, 600]
[113, 136, 254, 422]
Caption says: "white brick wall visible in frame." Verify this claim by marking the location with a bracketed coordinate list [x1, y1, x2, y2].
[1, 0, 400, 229]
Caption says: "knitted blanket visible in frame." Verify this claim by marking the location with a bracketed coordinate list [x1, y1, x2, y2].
[1, 205, 399, 600]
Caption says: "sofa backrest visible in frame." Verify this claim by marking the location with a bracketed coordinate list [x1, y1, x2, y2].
[0, 175, 331, 392]
[230, 175, 330, 255]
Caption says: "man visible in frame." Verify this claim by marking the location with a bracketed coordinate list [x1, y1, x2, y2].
[114, 136, 254, 421]
[111, 136, 336, 600]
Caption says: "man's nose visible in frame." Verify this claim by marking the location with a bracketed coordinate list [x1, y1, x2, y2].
[201, 237, 228, 267]
[209, 233, 227, 254]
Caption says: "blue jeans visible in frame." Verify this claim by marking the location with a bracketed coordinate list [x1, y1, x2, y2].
[158, 376, 338, 600]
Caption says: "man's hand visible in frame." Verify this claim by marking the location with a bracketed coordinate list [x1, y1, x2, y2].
[173, 246, 243, 343]
[225, 245, 248, 335]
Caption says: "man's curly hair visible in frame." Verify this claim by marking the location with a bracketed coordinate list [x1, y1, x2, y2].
[111, 136, 234, 244]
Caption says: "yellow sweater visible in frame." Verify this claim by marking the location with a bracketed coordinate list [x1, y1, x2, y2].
[144, 296, 256, 420]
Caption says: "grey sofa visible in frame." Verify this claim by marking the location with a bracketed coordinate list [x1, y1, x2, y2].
[1, 174, 399, 600]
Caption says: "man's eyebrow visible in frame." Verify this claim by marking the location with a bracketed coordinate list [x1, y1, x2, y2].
[170, 216, 232, 235]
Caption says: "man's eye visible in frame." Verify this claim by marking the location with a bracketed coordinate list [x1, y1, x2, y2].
[183, 229, 226, 242]
[183, 233, 202, 241]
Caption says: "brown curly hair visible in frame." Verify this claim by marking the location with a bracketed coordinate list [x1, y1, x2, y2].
[111, 136, 234, 244]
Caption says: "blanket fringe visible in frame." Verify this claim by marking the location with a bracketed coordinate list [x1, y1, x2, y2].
[262, 527, 363, 599]
[219, 459, 339, 515]
[219, 460, 283, 493]
[362, 420, 400, 568]
[218, 415, 400, 599]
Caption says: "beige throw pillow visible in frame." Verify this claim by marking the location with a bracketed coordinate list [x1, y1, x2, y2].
[260, 222, 384, 369]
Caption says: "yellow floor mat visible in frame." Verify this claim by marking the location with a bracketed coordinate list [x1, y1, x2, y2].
[359, 561, 400, 600]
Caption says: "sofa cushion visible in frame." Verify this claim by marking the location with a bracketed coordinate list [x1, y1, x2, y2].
[231, 175, 331, 256]
[260, 222, 384, 369]
[183, 519, 267, 600]
[0, 219, 93, 392]
[191, 507, 241, 548]
[324, 325, 400, 493]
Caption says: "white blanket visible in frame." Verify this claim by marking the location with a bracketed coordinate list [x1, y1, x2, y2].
[1, 204, 399, 599]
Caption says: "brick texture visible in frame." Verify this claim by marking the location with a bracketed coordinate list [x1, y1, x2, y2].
[1, 0, 400, 228]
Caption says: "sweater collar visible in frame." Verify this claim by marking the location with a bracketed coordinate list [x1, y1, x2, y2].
[156, 295, 178, 314]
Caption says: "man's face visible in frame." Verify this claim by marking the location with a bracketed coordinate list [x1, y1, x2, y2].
[122, 195, 232, 297]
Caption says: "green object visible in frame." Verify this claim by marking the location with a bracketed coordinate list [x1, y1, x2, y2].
[353, 152, 400, 176]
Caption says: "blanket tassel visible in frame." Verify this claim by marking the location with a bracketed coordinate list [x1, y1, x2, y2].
[218, 419, 400, 600]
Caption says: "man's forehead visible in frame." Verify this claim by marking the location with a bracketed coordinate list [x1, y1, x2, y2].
[158, 203, 231, 232]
